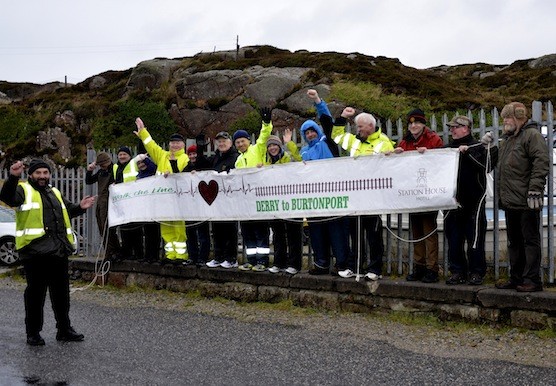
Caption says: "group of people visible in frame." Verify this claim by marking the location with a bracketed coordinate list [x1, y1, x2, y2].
[86, 92, 549, 294]
[0, 93, 548, 345]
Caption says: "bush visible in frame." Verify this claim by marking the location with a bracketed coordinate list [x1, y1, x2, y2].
[91, 99, 177, 149]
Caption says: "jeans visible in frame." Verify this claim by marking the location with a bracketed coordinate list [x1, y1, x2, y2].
[186, 221, 211, 263]
[309, 217, 351, 270]
[270, 219, 303, 270]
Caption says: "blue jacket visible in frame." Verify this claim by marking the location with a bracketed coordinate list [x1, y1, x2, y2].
[300, 120, 333, 161]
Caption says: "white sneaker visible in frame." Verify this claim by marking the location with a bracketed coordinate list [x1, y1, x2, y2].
[268, 266, 281, 274]
[285, 267, 298, 275]
[221, 261, 238, 269]
[206, 259, 222, 268]
[365, 272, 382, 281]
[338, 269, 355, 278]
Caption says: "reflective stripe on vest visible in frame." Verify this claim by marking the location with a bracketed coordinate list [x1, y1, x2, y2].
[113, 162, 138, 183]
[15, 182, 74, 250]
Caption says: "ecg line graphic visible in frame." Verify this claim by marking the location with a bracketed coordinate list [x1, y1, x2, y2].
[254, 178, 393, 197]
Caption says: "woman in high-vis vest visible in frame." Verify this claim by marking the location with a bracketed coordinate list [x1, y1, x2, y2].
[0, 159, 95, 346]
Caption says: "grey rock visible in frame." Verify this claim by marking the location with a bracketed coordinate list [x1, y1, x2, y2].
[127, 58, 182, 91]
[36, 126, 72, 160]
[528, 54, 556, 69]
[175, 69, 251, 100]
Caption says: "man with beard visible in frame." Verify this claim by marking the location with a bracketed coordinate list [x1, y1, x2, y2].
[491, 102, 549, 292]
[0, 159, 95, 345]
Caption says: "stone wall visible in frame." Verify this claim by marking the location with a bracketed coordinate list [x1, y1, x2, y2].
[70, 259, 556, 331]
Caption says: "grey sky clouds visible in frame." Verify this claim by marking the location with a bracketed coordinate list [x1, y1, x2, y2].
[1, 0, 553, 84]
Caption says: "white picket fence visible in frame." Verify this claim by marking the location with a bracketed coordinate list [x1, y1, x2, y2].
[2, 101, 555, 283]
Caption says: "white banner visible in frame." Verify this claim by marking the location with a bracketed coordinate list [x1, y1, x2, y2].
[108, 148, 460, 226]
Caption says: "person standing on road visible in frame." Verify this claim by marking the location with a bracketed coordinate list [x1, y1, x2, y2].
[492, 102, 549, 292]
[0, 159, 95, 346]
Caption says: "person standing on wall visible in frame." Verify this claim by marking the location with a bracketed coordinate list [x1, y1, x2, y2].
[0, 159, 95, 346]
[393, 108, 444, 283]
[85, 152, 120, 261]
[183, 143, 211, 266]
[134, 118, 190, 265]
[234, 108, 273, 272]
[196, 131, 240, 269]
[113, 146, 141, 260]
[444, 116, 497, 286]
[492, 102, 549, 292]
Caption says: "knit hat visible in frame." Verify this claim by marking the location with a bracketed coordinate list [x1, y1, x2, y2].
[169, 133, 185, 142]
[186, 144, 197, 154]
[446, 116, 472, 128]
[233, 130, 250, 142]
[95, 152, 111, 165]
[266, 135, 282, 148]
[407, 108, 427, 124]
[118, 146, 132, 156]
[215, 131, 231, 140]
[28, 159, 51, 175]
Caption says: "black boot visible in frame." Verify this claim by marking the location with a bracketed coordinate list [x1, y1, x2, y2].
[406, 265, 426, 281]
[27, 333, 45, 346]
[56, 327, 84, 342]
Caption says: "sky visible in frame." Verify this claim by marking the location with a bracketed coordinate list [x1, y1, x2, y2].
[1, 0, 554, 84]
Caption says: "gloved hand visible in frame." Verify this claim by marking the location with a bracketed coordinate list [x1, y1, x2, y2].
[527, 191, 543, 210]
[260, 107, 272, 124]
[481, 131, 494, 145]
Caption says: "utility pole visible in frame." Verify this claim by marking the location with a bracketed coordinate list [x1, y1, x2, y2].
[236, 35, 239, 61]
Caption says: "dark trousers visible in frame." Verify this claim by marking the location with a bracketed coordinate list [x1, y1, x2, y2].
[445, 206, 487, 277]
[309, 217, 351, 270]
[409, 211, 439, 272]
[119, 224, 143, 260]
[349, 216, 384, 275]
[186, 221, 211, 263]
[212, 221, 238, 263]
[22, 255, 71, 335]
[270, 219, 303, 270]
[505, 209, 542, 285]
[240, 221, 270, 265]
[142, 222, 161, 262]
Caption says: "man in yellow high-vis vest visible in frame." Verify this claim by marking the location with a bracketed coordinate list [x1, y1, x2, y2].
[0, 159, 95, 346]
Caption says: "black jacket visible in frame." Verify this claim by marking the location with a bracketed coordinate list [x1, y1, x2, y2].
[197, 147, 240, 173]
[448, 134, 497, 210]
[0, 175, 84, 259]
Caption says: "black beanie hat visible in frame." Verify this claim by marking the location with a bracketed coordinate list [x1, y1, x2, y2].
[118, 146, 132, 156]
[28, 159, 51, 175]
[407, 108, 427, 124]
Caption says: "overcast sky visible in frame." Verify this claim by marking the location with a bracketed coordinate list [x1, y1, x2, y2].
[1, 0, 554, 84]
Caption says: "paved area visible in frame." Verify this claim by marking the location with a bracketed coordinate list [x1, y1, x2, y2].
[0, 277, 555, 385]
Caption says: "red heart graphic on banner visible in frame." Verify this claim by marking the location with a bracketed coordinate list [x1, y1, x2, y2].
[198, 180, 219, 205]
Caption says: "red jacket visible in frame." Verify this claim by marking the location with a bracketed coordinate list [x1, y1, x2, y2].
[397, 127, 443, 150]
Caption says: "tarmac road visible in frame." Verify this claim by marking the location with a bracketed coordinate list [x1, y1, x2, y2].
[0, 276, 555, 385]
